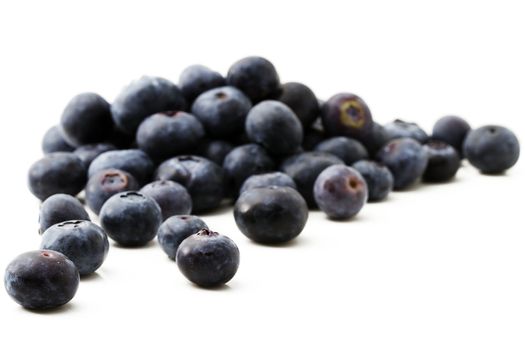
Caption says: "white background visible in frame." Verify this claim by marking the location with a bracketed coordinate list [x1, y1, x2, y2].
[0, 1, 524, 349]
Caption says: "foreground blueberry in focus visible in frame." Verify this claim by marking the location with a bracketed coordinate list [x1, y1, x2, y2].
[60, 92, 113, 146]
[179, 64, 226, 103]
[239, 172, 297, 194]
[41, 220, 109, 275]
[155, 155, 225, 212]
[28, 152, 87, 201]
[352, 160, 394, 202]
[4, 250, 79, 310]
[383, 119, 428, 144]
[88, 149, 154, 186]
[314, 164, 368, 220]
[157, 215, 208, 260]
[314, 136, 369, 165]
[191, 86, 252, 139]
[39, 194, 90, 234]
[85, 169, 140, 214]
[321, 93, 373, 140]
[432, 115, 471, 157]
[280, 151, 344, 207]
[234, 186, 308, 244]
[277, 82, 320, 127]
[463, 125, 520, 174]
[376, 138, 428, 190]
[111, 76, 187, 135]
[41, 125, 75, 154]
[73, 143, 116, 169]
[226, 56, 281, 103]
[136, 111, 205, 161]
[422, 140, 461, 182]
[140, 180, 192, 220]
[176, 229, 240, 288]
[100, 191, 162, 247]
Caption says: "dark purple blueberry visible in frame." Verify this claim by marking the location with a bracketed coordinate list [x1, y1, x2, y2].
[302, 126, 326, 151]
[191, 86, 252, 138]
[4, 250, 79, 310]
[280, 151, 344, 207]
[39, 194, 90, 234]
[376, 138, 428, 190]
[360, 122, 389, 156]
[60, 93, 113, 146]
[41, 125, 75, 154]
[422, 140, 461, 182]
[314, 165, 368, 220]
[111, 76, 186, 135]
[157, 215, 208, 260]
[234, 186, 308, 244]
[136, 111, 205, 161]
[226, 56, 280, 103]
[85, 169, 140, 215]
[88, 149, 154, 186]
[222, 144, 276, 195]
[28, 152, 87, 201]
[40, 220, 109, 276]
[314, 136, 368, 165]
[352, 160, 393, 202]
[383, 119, 428, 144]
[195, 140, 234, 165]
[239, 172, 297, 194]
[246, 100, 303, 156]
[176, 229, 240, 288]
[179, 64, 226, 103]
[99, 191, 162, 247]
[155, 155, 225, 212]
[73, 143, 116, 168]
[277, 82, 320, 127]
[321, 93, 373, 139]
[463, 125, 520, 174]
[432, 115, 471, 158]
[140, 180, 192, 220]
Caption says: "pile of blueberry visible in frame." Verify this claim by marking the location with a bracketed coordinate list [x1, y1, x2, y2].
[5, 57, 520, 310]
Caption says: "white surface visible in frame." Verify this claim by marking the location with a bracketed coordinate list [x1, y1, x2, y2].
[0, 1, 524, 349]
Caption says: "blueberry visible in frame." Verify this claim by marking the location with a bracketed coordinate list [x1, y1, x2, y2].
[239, 172, 297, 194]
[155, 155, 225, 212]
[246, 100, 303, 156]
[302, 125, 326, 151]
[176, 229, 240, 288]
[222, 144, 276, 195]
[179, 64, 226, 103]
[314, 136, 369, 165]
[226, 56, 281, 103]
[88, 149, 154, 186]
[111, 76, 186, 135]
[73, 143, 116, 168]
[28, 152, 87, 201]
[39, 194, 90, 234]
[360, 122, 389, 156]
[277, 82, 320, 127]
[195, 139, 234, 165]
[136, 111, 205, 161]
[41, 220, 109, 275]
[376, 138, 428, 190]
[191, 86, 252, 138]
[280, 151, 344, 207]
[85, 168, 140, 215]
[314, 165, 368, 220]
[352, 160, 393, 202]
[4, 250, 79, 310]
[157, 215, 208, 260]
[384, 119, 428, 144]
[99, 191, 162, 247]
[432, 115, 471, 157]
[463, 125, 520, 174]
[234, 186, 308, 244]
[41, 125, 75, 154]
[60, 93, 113, 146]
[321, 93, 373, 139]
[422, 140, 461, 182]
[140, 180, 192, 220]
